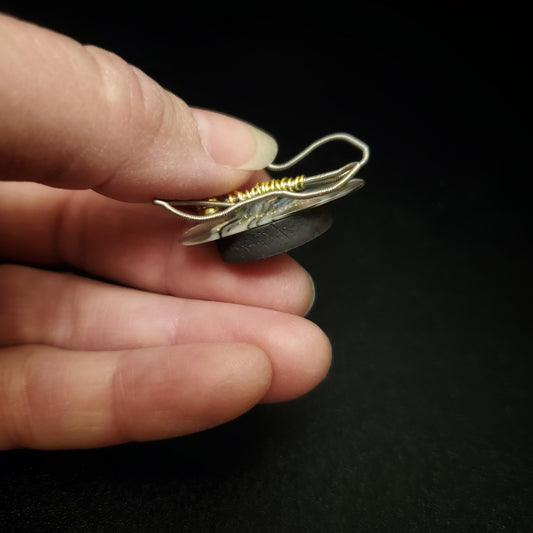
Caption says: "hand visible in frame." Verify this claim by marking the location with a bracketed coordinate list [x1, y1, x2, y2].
[0, 13, 331, 450]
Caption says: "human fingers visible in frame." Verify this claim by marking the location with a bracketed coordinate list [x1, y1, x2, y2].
[0, 265, 332, 402]
[0, 343, 272, 449]
[0, 182, 314, 315]
[0, 13, 277, 201]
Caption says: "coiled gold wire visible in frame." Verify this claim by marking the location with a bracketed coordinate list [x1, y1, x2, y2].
[226, 175, 305, 203]
[200, 175, 306, 215]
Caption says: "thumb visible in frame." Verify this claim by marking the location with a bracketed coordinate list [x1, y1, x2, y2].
[0, 13, 277, 201]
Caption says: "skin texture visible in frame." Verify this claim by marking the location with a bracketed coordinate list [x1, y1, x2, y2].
[0, 13, 331, 450]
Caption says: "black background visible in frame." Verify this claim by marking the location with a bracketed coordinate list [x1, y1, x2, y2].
[0, 3, 531, 532]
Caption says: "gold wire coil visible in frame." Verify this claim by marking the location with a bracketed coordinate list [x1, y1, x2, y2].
[200, 175, 306, 215]
[226, 175, 306, 203]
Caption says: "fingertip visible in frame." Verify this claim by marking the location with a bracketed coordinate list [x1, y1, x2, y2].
[215, 253, 317, 316]
[191, 108, 278, 170]
[261, 317, 332, 403]
[263, 255, 316, 317]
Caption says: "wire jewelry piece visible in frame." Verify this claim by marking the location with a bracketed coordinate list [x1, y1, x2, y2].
[154, 132, 370, 262]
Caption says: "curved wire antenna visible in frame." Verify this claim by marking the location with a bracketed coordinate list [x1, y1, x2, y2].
[267, 132, 369, 172]
[154, 132, 370, 222]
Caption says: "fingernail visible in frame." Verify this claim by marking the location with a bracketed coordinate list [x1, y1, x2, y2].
[304, 275, 316, 317]
[191, 108, 278, 170]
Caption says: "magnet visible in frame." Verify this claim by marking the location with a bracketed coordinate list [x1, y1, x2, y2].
[217, 206, 332, 262]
